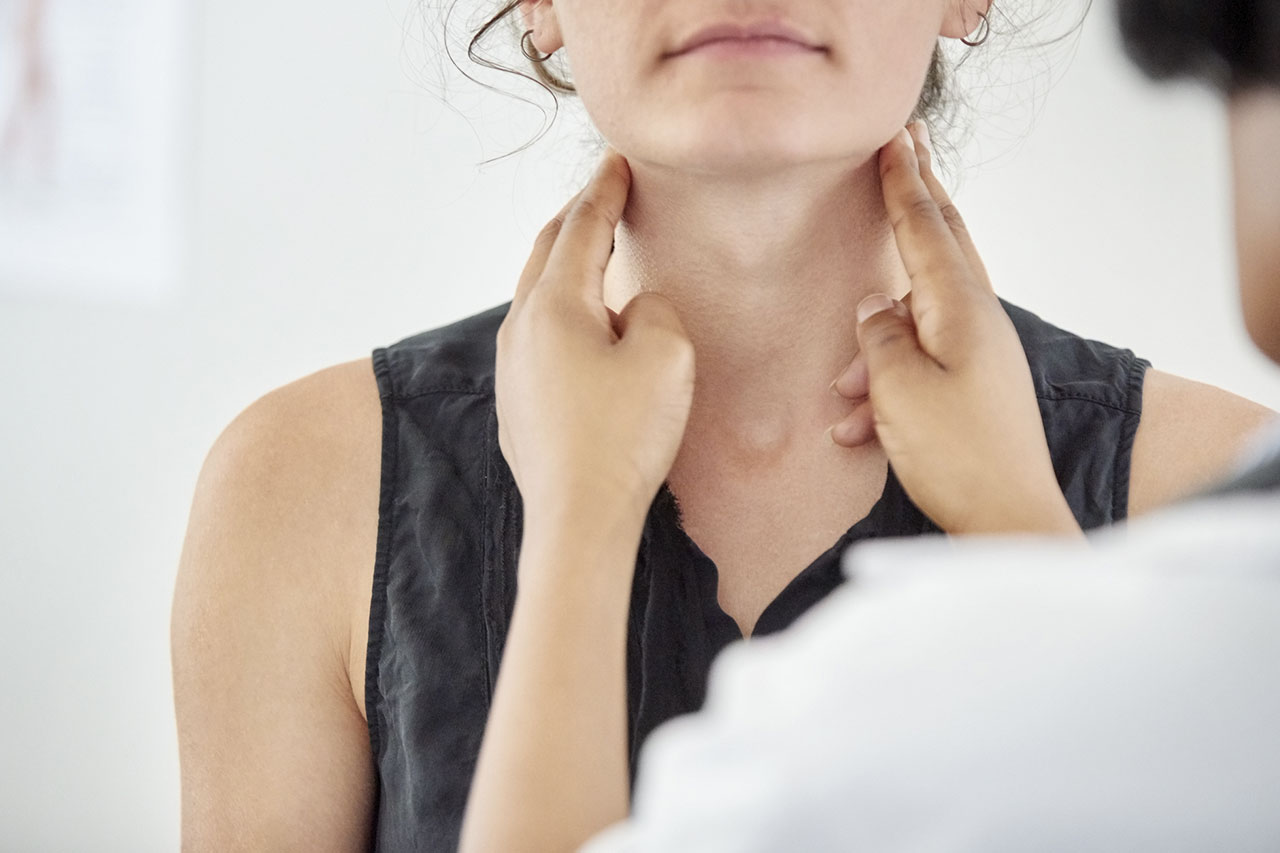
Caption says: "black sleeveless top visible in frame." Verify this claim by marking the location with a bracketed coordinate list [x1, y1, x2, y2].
[364, 298, 1152, 851]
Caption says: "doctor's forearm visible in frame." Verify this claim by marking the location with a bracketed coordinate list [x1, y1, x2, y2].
[459, 521, 640, 853]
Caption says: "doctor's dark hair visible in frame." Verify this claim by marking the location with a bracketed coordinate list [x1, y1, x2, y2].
[437, 1, 1090, 170]
[1117, 0, 1280, 94]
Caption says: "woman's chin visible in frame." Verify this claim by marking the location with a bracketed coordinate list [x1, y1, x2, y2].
[631, 134, 848, 178]
[601, 110, 873, 177]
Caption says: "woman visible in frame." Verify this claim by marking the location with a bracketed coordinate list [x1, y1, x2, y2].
[169, 1, 1273, 851]
[461, 0, 1280, 850]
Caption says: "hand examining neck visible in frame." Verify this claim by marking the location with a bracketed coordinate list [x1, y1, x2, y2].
[602, 151, 912, 458]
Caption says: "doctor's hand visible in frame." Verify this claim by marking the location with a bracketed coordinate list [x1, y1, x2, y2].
[495, 147, 696, 543]
[830, 123, 1082, 537]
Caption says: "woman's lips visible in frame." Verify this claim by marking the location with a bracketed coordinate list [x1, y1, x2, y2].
[673, 35, 825, 59]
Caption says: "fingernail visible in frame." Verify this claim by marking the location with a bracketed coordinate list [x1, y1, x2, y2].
[857, 293, 896, 324]
[895, 127, 912, 148]
[829, 377, 841, 397]
[825, 424, 837, 445]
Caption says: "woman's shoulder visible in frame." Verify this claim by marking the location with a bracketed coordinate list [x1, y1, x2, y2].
[172, 357, 384, 846]
[216, 357, 383, 508]
[998, 298, 1278, 517]
[188, 355, 384, 717]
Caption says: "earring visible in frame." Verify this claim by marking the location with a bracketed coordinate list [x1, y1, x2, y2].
[521, 28, 555, 62]
[960, 10, 991, 47]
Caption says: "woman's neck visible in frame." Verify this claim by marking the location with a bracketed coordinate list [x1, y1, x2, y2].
[601, 155, 912, 466]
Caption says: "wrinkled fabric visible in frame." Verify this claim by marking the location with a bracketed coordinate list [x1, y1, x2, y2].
[364, 298, 1151, 852]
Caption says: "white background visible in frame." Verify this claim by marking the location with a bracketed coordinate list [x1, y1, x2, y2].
[0, 0, 186, 298]
[1, 0, 1278, 849]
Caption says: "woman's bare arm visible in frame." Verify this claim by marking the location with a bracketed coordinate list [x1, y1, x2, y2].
[1129, 367, 1277, 516]
[171, 359, 382, 852]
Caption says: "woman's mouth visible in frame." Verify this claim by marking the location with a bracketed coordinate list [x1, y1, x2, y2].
[672, 36, 826, 59]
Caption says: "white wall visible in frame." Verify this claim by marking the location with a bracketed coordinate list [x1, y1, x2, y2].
[1, 0, 1276, 849]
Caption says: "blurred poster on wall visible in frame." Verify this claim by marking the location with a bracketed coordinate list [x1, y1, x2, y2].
[0, 0, 188, 301]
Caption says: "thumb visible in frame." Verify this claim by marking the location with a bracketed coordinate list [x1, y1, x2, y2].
[616, 292, 691, 356]
[855, 293, 925, 386]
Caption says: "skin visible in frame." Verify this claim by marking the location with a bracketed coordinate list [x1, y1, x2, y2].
[559, 0, 982, 528]
[169, 2, 1279, 852]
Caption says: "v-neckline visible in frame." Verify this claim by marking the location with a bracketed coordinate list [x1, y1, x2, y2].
[647, 459, 912, 641]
